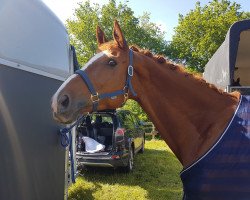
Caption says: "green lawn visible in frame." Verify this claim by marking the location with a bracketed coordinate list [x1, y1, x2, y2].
[68, 140, 183, 200]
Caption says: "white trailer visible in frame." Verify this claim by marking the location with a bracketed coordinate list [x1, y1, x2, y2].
[0, 0, 75, 199]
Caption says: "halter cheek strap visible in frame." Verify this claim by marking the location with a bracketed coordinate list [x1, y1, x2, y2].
[75, 49, 137, 112]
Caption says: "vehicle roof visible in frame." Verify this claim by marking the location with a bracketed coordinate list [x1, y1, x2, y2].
[93, 109, 131, 114]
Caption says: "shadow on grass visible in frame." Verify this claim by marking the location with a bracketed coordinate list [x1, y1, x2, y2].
[69, 142, 183, 200]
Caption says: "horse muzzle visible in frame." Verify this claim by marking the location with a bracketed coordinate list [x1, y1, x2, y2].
[51, 92, 73, 123]
[51, 91, 90, 124]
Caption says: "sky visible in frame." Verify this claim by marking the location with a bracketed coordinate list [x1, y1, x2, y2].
[42, 0, 250, 41]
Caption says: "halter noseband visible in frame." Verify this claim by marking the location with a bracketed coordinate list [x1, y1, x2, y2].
[75, 49, 137, 112]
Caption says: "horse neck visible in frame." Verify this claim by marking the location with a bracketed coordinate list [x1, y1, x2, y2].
[131, 52, 240, 167]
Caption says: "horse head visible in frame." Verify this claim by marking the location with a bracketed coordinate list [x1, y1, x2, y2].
[51, 21, 135, 124]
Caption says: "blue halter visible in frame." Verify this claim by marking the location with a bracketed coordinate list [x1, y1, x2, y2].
[75, 49, 137, 112]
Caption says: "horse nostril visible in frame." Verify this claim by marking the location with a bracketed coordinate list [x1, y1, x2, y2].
[59, 95, 70, 109]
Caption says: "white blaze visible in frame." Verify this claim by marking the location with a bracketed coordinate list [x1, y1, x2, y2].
[54, 50, 110, 97]
[81, 51, 109, 71]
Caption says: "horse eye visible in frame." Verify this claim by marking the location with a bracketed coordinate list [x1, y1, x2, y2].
[108, 59, 117, 67]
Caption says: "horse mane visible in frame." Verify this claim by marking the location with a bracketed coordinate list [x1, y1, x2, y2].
[130, 45, 167, 64]
[129, 45, 239, 100]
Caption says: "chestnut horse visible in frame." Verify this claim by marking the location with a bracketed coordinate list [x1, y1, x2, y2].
[52, 21, 250, 199]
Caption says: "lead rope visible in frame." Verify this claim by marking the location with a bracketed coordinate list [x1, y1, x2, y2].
[59, 116, 85, 183]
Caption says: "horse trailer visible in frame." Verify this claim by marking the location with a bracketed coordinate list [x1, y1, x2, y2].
[0, 0, 75, 199]
[203, 19, 250, 95]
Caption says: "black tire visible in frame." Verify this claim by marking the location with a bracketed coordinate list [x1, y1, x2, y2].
[124, 147, 134, 173]
[138, 137, 145, 154]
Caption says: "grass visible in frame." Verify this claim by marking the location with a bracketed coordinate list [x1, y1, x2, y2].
[68, 140, 183, 200]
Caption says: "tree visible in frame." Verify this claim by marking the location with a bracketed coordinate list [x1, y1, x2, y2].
[242, 11, 250, 19]
[169, 0, 249, 72]
[122, 100, 149, 121]
[66, 1, 99, 64]
[67, 0, 167, 65]
[67, 0, 166, 121]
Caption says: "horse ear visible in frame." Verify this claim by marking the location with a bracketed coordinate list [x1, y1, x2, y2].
[96, 26, 107, 46]
[113, 20, 128, 49]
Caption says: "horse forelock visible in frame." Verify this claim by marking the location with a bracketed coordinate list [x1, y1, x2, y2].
[97, 41, 120, 52]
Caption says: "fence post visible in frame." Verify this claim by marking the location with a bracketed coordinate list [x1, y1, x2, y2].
[144, 122, 158, 140]
[151, 124, 157, 140]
